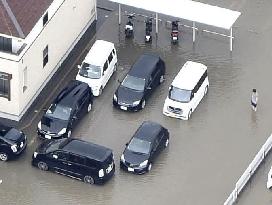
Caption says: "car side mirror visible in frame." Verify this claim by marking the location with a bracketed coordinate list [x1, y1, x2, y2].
[42, 107, 47, 112]
[53, 154, 58, 159]
[72, 116, 77, 121]
[147, 86, 152, 90]
[77, 65, 81, 69]
[125, 143, 128, 146]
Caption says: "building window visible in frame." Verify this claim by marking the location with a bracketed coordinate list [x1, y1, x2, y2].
[43, 12, 49, 26]
[23, 67, 27, 92]
[43, 45, 48, 67]
[0, 72, 12, 101]
[0, 36, 12, 52]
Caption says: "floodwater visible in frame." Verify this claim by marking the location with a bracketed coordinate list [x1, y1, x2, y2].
[1, 0, 272, 204]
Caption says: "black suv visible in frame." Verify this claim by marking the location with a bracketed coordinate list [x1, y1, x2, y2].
[0, 124, 27, 161]
[32, 138, 115, 184]
[113, 54, 165, 111]
[120, 121, 169, 174]
[37, 80, 93, 139]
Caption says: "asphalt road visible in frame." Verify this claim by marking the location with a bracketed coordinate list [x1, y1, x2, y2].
[1, 0, 272, 204]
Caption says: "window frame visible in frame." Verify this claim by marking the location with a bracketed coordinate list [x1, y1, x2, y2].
[23, 67, 28, 92]
[0, 72, 12, 101]
[43, 12, 49, 26]
[43, 45, 49, 67]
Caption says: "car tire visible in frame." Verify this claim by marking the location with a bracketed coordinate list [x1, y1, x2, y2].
[87, 103, 92, 112]
[188, 109, 192, 120]
[98, 87, 103, 96]
[147, 163, 152, 172]
[159, 75, 165, 84]
[67, 130, 72, 138]
[0, 152, 9, 161]
[204, 86, 208, 95]
[164, 138, 169, 148]
[83, 175, 95, 184]
[141, 100, 146, 109]
[38, 161, 49, 171]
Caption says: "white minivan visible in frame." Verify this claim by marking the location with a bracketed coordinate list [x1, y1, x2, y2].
[163, 61, 209, 120]
[76, 40, 117, 96]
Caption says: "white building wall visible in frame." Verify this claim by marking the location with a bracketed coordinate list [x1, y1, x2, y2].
[0, 58, 19, 116]
[12, 0, 96, 120]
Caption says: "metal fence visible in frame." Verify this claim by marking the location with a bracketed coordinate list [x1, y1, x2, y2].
[224, 133, 272, 205]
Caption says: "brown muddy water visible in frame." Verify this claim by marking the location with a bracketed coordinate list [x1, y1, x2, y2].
[1, 0, 272, 204]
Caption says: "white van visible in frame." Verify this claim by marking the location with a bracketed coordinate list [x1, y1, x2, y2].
[76, 40, 117, 96]
[163, 61, 209, 120]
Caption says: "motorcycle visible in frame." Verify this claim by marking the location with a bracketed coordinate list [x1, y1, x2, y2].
[125, 14, 135, 38]
[145, 17, 152, 43]
[171, 20, 179, 44]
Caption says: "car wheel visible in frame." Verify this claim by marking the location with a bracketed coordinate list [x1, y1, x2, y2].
[165, 138, 169, 148]
[38, 161, 49, 171]
[67, 130, 72, 138]
[204, 86, 208, 95]
[87, 103, 92, 112]
[141, 100, 146, 109]
[98, 87, 103, 96]
[83, 175, 95, 184]
[159, 75, 165, 84]
[147, 163, 152, 172]
[0, 152, 8, 161]
[188, 110, 192, 120]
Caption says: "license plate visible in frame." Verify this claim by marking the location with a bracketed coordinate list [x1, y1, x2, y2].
[106, 163, 113, 173]
[45, 135, 51, 139]
[128, 167, 134, 172]
[120, 106, 127, 110]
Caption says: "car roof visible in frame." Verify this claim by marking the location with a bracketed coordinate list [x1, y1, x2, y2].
[83, 40, 115, 66]
[61, 139, 112, 162]
[128, 54, 161, 80]
[134, 121, 163, 142]
[54, 80, 89, 107]
[172, 61, 207, 90]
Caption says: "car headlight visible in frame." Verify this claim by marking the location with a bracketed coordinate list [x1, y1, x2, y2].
[38, 121, 41, 130]
[139, 160, 148, 168]
[11, 144, 17, 153]
[132, 100, 140, 106]
[58, 128, 67, 135]
[33, 152, 38, 158]
[120, 154, 125, 163]
[98, 169, 105, 177]
[113, 94, 117, 101]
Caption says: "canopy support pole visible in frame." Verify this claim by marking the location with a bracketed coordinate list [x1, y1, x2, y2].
[118, 4, 121, 25]
[230, 27, 233, 51]
[156, 13, 158, 34]
[193, 21, 196, 42]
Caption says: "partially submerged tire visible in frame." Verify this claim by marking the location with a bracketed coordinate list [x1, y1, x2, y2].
[84, 175, 95, 184]
[0, 152, 8, 161]
[38, 161, 49, 171]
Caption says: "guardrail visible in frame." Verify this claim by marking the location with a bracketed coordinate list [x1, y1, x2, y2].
[224, 133, 272, 205]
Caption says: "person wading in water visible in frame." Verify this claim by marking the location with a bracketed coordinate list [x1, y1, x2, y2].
[251, 89, 258, 111]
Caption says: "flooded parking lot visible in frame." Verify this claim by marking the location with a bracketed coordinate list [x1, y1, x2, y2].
[1, 0, 272, 204]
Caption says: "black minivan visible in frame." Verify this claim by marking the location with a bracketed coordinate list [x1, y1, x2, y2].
[0, 124, 27, 161]
[37, 80, 93, 139]
[120, 121, 169, 174]
[32, 138, 115, 184]
[113, 54, 165, 111]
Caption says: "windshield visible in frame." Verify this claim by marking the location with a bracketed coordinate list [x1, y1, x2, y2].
[169, 86, 192, 103]
[121, 75, 145, 91]
[46, 139, 65, 153]
[46, 104, 72, 121]
[79, 63, 101, 79]
[127, 138, 151, 154]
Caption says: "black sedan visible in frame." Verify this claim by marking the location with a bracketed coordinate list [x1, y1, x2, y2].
[0, 124, 27, 161]
[113, 54, 165, 111]
[120, 121, 169, 174]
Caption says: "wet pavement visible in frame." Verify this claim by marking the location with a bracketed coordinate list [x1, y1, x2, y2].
[1, 0, 272, 204]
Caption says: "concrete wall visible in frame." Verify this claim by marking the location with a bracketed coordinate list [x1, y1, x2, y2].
[0, 0, 96, 120]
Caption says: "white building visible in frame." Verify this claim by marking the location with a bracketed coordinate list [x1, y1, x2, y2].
[0, 0, 97, 121]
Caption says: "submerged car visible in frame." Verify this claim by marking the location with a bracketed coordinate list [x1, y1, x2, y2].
[113, 54, 165, 111]
[37, 80, 93, 139]
[32, 138, 115, 184]
[120, 121, 169, 174]
[0, 124, 27, 161]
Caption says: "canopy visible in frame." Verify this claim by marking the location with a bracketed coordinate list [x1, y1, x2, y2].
[109, 0, 240, 30]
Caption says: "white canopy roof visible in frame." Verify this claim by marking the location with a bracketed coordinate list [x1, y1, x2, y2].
[109, 0, 241, 30]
